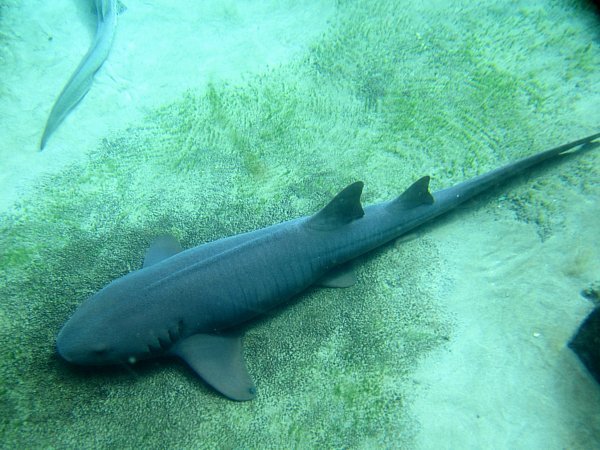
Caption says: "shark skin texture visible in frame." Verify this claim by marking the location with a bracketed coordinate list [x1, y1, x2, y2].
[40, 0, 122, 150]
[56, 131, 600, 400]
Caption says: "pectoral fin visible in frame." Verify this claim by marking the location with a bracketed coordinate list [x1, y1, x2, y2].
[170, 334, 256, 401]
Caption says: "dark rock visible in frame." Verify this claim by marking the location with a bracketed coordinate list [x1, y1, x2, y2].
[569, 308, 600, 385]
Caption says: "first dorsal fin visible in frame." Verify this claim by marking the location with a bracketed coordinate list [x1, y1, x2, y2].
[306, 182, 365, 231]
[143, 235, 183, 268]
[387, 176, 434, 212]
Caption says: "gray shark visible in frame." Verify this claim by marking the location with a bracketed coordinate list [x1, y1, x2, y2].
[40, 0, 122, 150]
[57, 132, 600, 400]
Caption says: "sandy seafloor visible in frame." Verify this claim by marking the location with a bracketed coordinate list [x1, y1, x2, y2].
[1, 0, 600, 448]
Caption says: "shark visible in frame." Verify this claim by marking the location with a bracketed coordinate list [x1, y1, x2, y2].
[40, 0, 123, 150]
[57, 131, 600, 400]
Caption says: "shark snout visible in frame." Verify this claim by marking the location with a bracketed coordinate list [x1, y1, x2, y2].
[56, 322, 80, 363]
[56, 335, 74, 363]
[57, 319, 109, 364]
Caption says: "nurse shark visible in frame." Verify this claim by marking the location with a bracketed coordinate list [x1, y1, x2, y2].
[57, 131, 600, 400]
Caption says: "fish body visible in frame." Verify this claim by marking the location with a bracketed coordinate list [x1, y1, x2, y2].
[40, 0, 120, 150]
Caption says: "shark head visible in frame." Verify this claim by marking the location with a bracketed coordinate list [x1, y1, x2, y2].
[57, 306, 122, 365]
[57, 270, 178, 366]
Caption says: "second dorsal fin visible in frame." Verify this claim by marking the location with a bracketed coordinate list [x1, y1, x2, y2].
[387, 176, 434, 212]
[306, 182, 365, 231]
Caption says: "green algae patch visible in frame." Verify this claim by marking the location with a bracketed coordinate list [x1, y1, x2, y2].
[1, 0, 599, 448]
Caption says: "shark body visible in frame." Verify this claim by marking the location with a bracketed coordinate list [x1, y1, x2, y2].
[40, 0, 121, 150]
[57, 132, 600, 400]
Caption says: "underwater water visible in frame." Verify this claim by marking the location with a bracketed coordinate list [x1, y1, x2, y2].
[1, 0, 600, 447]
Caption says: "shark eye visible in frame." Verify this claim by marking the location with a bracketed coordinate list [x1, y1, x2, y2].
[92, 344, 108, 356]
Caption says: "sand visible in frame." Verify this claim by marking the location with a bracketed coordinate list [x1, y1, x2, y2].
[0, 0, 334, 209]
[1, 0, 599, 448]
[412, 200, 600, 448]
